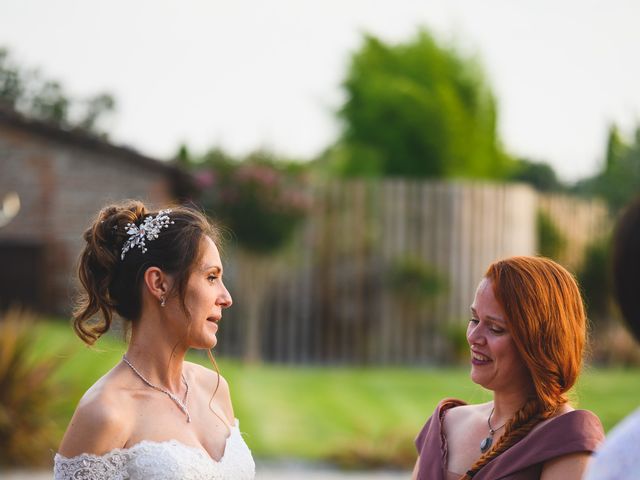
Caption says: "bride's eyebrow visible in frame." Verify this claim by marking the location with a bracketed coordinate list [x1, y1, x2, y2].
[201, 265, 222, 274]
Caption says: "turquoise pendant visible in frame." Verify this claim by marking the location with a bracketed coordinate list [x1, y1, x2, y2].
[480, 435, 493, 453]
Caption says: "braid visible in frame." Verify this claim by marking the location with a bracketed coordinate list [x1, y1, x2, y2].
[460, 399, 557, 479]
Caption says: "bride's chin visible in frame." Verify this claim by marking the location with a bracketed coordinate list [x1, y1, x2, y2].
[205, 335, 217, 349]
[189, 335, 217, 350]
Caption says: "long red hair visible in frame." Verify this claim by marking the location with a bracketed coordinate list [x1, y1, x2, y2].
[462, 256, 586, 479]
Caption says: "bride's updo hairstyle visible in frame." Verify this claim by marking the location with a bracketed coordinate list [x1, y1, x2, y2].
[73, 200, 219, 345]
[462, 256, 586, 479]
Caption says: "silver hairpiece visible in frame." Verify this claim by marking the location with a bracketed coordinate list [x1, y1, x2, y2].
[121, 209, 175, 260]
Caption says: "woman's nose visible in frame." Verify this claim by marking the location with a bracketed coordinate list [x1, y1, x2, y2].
[467, 324, 486, 345]
[219, 285, 233, 308]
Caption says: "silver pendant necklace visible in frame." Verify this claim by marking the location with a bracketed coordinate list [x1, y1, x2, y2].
[480, 407, 505, 453]
[122, 355, 191, 423]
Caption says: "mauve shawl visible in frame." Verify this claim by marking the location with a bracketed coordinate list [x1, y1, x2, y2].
[414, 399, 604, 480]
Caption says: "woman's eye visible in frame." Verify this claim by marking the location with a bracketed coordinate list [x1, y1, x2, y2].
[208, 275, 218, 282]
[490, 327, 505, 334]
[469, 318, 479, 325]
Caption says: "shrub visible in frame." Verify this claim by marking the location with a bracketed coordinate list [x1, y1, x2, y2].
[536, 209, 567, 260]
[578, 236, 612, 323]
[0, 309, 62, 466]
[388, 255, 447, 304]
[197, 157, 311, 253]
[442, 322, 470, 364]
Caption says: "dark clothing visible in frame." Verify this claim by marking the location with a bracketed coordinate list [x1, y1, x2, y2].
[415, 398, 604, 480]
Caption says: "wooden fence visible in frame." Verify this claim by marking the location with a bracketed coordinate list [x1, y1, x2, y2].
[215, 180, 608, 365]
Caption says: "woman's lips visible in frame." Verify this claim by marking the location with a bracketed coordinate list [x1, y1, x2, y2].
[471, 350, 492, 365]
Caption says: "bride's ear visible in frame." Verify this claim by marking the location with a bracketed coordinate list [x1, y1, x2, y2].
[143, 266, 171, 305]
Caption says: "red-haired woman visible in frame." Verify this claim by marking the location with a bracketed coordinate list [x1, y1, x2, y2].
[412, 256, 604, 480]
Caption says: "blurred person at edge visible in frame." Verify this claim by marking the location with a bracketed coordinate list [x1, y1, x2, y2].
[54, 200, 255, 479]
[584, 197, 640, 480]
[412, 256, 604, 480]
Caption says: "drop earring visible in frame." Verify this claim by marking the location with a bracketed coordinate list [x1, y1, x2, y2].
[160, 295, 166, 307]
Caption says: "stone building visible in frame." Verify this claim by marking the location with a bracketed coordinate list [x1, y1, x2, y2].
[0, 107, 191, 314]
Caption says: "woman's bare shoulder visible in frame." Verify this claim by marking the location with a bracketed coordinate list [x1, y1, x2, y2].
[443, 401, 491, 430]
[186, 360, 234, 422]
[57, 371, 135, 458]
[187, 361, 230, 390]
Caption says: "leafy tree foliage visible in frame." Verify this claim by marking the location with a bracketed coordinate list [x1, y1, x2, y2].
[574, 124, 640, 212]
[510, 158, 564, 192]
[182, 147, 310, 254]
[0, 47, 115, 136]
[577, 236, 612, 323]
[536, 210, 567, 260]
[328, 29, 511, 178]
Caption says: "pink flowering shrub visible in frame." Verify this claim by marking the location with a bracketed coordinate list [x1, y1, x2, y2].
[197, 160, 311, 253]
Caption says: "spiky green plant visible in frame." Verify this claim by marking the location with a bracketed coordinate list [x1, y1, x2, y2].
[0, 309, 62, 466]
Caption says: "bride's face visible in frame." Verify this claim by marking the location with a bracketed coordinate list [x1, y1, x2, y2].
[176, 236, 233, 349]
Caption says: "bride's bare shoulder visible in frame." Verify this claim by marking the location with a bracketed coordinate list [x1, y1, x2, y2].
[186, 361, 234, 422]
[57, 367, 135, 458]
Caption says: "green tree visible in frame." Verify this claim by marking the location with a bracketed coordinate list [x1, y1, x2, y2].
[328, 29, 511, 178]
[510, 158, 564, 192]
[0, 47, 115, 136]
[574, 124, 640, 212]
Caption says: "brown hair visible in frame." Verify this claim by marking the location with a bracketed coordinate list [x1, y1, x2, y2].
[73, 200, 219, 345]
[462, 256, 586, 479]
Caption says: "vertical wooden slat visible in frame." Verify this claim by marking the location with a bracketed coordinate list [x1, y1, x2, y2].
[219, 180, 607, 365]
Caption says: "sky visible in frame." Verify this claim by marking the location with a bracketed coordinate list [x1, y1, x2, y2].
[1, 0, 639, 182]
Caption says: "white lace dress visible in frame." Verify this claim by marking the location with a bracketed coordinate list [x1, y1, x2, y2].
[53, 420, 255, 480]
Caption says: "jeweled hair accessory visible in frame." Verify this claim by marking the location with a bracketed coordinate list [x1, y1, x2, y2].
[121, 209, 175, 260]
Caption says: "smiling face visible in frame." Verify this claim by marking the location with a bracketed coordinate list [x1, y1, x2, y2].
[467, 277, 532, 395]
[180, 236, 232, 349]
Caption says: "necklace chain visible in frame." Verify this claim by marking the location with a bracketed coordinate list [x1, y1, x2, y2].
[480, 406, 506, 453]
[487, 407, 506, 435]
[122, 355, 191, 423]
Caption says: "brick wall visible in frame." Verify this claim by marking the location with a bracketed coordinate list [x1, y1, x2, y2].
[0, 123, 177, 314]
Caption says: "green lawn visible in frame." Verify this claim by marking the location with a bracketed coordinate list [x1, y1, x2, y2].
[37, 321, 640, 466]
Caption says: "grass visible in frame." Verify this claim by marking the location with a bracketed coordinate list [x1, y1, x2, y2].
[36, 320, 640, 466]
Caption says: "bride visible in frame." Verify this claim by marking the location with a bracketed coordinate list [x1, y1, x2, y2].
[54, 201, 255, 479]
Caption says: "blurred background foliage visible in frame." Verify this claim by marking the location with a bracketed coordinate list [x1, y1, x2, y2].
[318, 30, 512, 179]
[573, 125, 640, 213]
[0, 310, 64, 466]
[536, 210, 567, 260]
[0, 48, 115, 136]
[388, 255, 448, 303]
[190, 149, 311, 254]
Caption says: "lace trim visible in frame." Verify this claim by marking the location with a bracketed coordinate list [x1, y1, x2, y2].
[54, 420, 255, 480]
